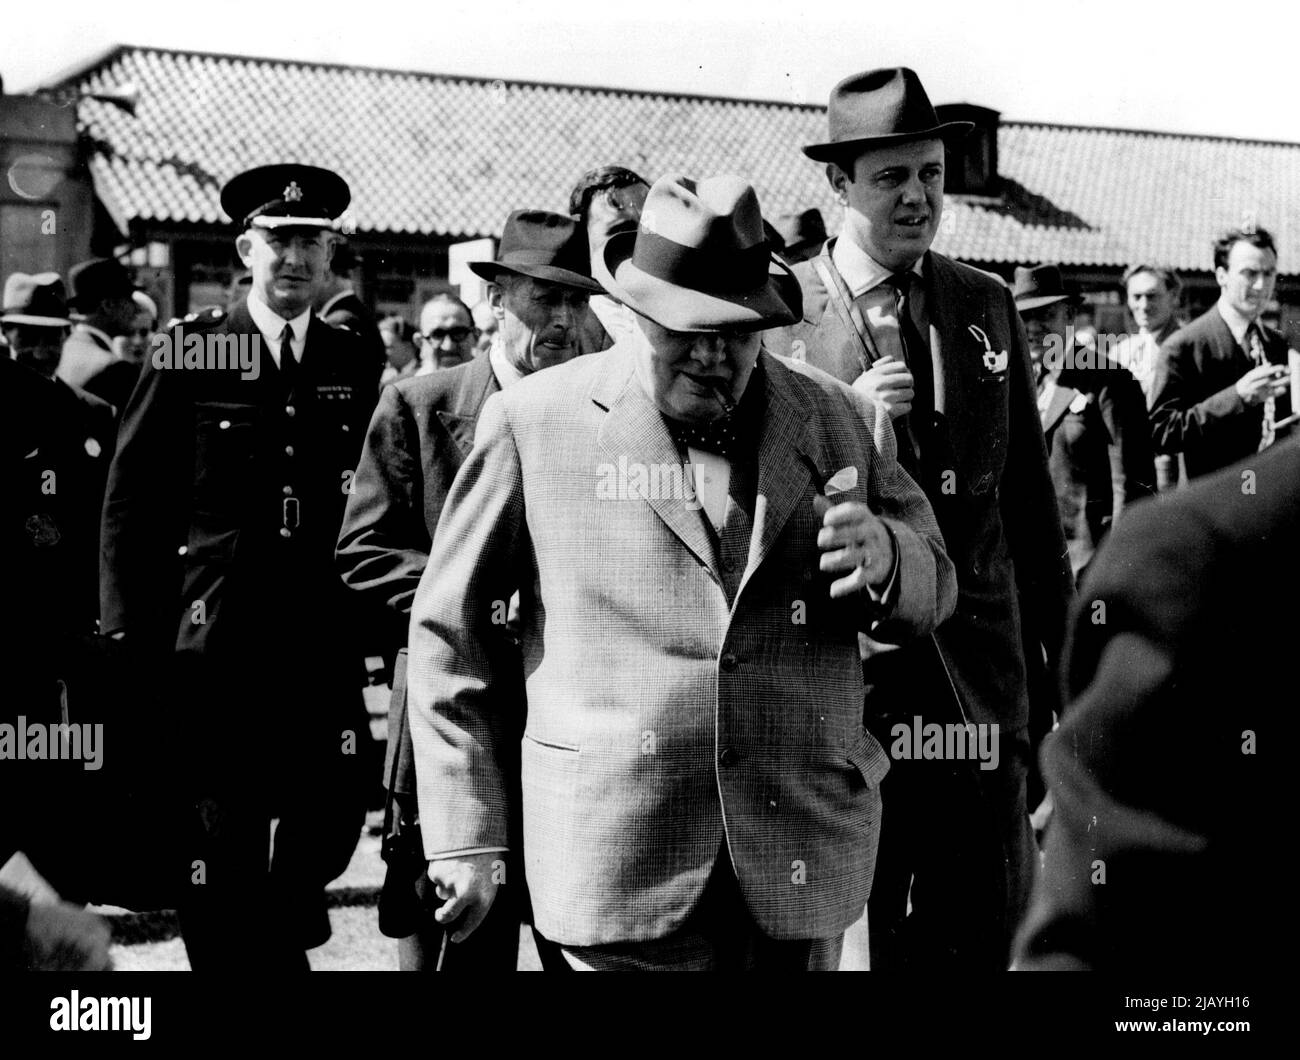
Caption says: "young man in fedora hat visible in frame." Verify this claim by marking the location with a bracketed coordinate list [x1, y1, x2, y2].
[1014, 264, 1155, 582]
[100, 163, 378, 969]
[406, 174, 956, 971]
[58, 256, 142, 416]
[337, 209, 599, 971]
[781, 67, 1074, 971]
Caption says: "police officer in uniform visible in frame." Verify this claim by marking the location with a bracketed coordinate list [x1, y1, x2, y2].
[100, 164, 378, 969]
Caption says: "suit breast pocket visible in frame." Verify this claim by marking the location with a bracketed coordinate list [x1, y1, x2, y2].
[193, 401, 259, 512]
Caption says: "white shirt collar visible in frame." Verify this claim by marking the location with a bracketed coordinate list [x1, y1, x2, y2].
[73, 322, 116, 352]
[246, 288, 312, 366]
[1216, 299, 1258, 347]
[488, 336, 527, 389]
[831, 233, 924, 299]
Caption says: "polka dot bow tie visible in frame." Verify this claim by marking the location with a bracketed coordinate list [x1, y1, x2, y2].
[665, 413, 742, 460]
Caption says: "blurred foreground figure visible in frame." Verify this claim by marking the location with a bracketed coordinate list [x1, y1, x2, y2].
[1014, 439, 1292, 970]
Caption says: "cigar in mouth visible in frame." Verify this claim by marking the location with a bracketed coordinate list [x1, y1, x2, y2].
[709, 379, 736, 415]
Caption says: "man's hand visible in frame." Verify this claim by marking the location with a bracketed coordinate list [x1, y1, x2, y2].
[852, 356, 914, 419]
[1235, 363, 1289, 406]
[25, 902, 113, 971]
[813, 496, 896, 598]
[425, 853, 503, 943]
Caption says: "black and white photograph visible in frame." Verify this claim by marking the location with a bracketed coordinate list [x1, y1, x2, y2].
[0, 0, 1287, 1039]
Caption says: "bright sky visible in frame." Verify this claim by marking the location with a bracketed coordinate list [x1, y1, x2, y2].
[4, 0, 1298, 142]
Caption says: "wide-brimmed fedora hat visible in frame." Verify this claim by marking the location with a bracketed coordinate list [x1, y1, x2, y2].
[2, 272, 72, 327]
[803, 67, 973, 163]
[601, 174, 801, 333]
[468, 210, 604, 294]
[1012, 264, 1076, 311]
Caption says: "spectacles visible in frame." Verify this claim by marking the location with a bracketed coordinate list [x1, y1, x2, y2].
[422, 327, 473, 343]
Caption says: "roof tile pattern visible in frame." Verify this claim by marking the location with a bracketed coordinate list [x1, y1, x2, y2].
[68, 47, 1300, 273]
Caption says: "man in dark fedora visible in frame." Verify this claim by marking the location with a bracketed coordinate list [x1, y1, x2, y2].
[1015, 264, 1155, 582]
[100, 163, 378, 969]
[58, 257, 142, 416]
[774, 209, 828, 266]
[337, 210, 600, 970]
[782, 67, 1074, 971]
[407, 174, 956, 970]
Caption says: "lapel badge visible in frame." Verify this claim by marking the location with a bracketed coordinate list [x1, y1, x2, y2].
[283, 181, 304, 202]
[969, 324, 1009, 377]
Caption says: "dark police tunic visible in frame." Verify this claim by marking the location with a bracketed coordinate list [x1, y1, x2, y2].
[99, 298, 377, 962]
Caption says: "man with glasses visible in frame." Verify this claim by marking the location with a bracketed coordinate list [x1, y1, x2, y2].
[415, 292, 477, 373]
[337, 209, 601, 970]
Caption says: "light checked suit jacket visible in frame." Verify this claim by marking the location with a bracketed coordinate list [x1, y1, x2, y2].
[406, 343, 957, 946]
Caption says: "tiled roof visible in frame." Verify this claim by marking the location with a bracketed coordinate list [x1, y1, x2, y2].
[62, 46, 1300, 273]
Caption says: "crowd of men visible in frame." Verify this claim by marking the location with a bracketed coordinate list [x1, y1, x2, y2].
[1, 65, 1288, 972]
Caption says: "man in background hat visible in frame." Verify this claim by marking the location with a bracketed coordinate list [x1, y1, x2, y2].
[407, 175, 955, 970]
[100, 163, 378, 970]
[337, 210, 598, 970]
[316, 240, 386, 386]
[57, 257, 142, 416]
[774, 208, 828, 266]
[569, 165, 650, 349]
[1014, 264, 1155, 581]
[782, 67, 1074, 970]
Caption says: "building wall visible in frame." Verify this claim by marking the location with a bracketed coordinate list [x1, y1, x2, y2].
[0, 95, 95, 284]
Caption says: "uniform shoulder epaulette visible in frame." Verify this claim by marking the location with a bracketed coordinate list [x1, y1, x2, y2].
[166, 306, 226, 331]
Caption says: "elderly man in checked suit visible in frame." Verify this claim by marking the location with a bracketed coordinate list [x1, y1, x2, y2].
[779, 68, 1074, 970]
[407, 174, 956, 971]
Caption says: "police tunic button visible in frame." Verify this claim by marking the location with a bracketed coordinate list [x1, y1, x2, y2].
[341, 424, 350, 432]
[279, 527, 292, 539]
[84, 437, 102, 458]
[282, 485, 293, 496]
[285, 405, 295, 417]
[284, 445, 295, 457]
[177, 545, 188, 556]
[219, 420, 232, 430]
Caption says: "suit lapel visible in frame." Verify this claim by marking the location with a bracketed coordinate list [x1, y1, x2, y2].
[594, 348, 721, 582]
[437, 354, 498, 456]
[743, 354, 817, 593]
[1039, 378, 1078, 434]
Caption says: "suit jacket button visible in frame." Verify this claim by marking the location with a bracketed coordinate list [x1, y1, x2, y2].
[721, 557, 735, 573]
[721, 651, 738, 672]
[719, 747, 738, 767]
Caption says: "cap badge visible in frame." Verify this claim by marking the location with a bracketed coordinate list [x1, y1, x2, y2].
[283, 181, 304, 203]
